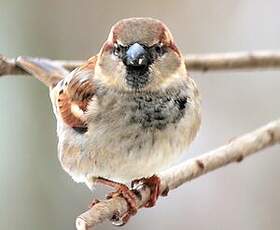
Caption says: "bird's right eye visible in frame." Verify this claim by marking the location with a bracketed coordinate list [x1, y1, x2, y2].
[113, 44, 123, 57]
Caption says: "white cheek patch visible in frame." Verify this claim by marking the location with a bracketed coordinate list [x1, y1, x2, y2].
[71, 103, 86, 122]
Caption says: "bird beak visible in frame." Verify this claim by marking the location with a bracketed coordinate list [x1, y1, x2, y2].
[123, 43, 151, 68]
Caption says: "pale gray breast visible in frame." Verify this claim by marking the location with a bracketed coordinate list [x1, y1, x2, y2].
[85, 86, 191, 152]
[90, 87, 190, 131]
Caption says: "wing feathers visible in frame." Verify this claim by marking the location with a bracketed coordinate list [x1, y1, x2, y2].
[16, 55, 97, 131]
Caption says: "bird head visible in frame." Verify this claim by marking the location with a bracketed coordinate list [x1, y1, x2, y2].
[95, 17, 185, 92]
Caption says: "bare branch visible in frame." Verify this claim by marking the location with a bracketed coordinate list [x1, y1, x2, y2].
[1, 51, 280, 77]
[185, 51, 280, 71]
[76, 118, 280, 230]
[0, 55, 26, 76]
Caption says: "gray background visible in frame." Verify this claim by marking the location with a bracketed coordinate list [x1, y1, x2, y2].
[0, 1, 279, 229]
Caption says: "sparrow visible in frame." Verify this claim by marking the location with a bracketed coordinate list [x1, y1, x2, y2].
[16, 17, 201, 225]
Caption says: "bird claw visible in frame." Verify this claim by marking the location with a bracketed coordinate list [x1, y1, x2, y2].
[131, 175, 161, 208]
[107, 184, 138, 226]
[90, 176, 162, 226]
[110, 209, 134, 226]
[94, 177, 138, 226]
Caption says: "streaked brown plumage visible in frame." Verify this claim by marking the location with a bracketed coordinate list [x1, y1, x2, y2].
[16, 17, 201, 225]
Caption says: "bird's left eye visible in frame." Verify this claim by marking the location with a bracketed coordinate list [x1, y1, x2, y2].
[153, 43, 166, 56]
[113, 44, 123, 57]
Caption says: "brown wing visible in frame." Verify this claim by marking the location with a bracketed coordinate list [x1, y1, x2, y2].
[56, 56, 97, 133]
[16, 55, 97, 133]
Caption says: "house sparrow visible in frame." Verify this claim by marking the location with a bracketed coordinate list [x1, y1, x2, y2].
[16, 17, 201, 225]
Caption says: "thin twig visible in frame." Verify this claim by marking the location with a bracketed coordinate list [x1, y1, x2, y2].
[185, 51, 280, 71]
[76, 118, 280, 230]
[1, 51, 280, 77]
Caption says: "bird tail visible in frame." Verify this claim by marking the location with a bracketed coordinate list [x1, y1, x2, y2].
[16, 56, 69, 88]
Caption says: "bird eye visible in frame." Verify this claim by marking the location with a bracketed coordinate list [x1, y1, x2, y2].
[153, 43, 165, 56]
[113, 44, 122, 57]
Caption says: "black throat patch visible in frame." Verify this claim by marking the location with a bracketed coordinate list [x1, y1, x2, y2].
[125, 66, 151, 89]
[129, 94, 189, 130]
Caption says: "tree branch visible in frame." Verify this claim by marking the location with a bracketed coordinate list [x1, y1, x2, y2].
[1, 50, 280, 77]
[185, 51, 280, 71]
[76, 118, 280, 230]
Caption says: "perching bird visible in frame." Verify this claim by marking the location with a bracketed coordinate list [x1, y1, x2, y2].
[16, 17, 201, 225]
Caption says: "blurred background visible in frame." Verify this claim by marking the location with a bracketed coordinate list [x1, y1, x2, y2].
[0, 1, 280, 229]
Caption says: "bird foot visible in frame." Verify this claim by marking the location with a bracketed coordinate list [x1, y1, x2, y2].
[90, 175, 162, 226]
[95, 177, 138, 226]
[131, 175, 161, 208]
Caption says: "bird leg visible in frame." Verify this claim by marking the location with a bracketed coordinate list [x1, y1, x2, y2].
[131, 175, 161, 208]
[91, 175, 162, 225]
[94, 177, 138, 226]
